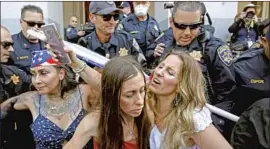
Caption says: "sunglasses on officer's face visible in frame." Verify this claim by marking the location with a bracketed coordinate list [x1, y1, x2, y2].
[22, 18, 45, 28]
[173, 18, 203, 30]
[97, 14, 120, 22]
[1, 41, 14, 49]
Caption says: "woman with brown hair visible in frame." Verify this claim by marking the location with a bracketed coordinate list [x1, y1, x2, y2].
[64, 55, 151, 149]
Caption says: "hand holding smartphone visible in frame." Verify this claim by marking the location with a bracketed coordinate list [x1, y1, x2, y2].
[41, 23, 71, 64]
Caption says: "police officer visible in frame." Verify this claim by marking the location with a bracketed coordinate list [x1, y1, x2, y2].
[232, 25, 269, 117]
[66, 16, 85, 43]
[118, 1, 161, 63]
[150, 2, 236, 132]
[0, 25, 33, 149]
[118, 2, 131, 21]
[223, 22, 270, 141]
[9, 5, 46, 75]
[86, 1, 146, 67]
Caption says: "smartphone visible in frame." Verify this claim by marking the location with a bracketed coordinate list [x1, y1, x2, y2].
[41, 23, 71, 64]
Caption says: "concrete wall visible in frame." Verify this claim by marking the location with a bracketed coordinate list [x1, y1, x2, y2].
[154, 2, 170, 31]
[204, 2, 238, 40]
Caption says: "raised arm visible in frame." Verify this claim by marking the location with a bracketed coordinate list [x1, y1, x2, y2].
[63, 111, 99, 149]
[55, 47, 102, 92]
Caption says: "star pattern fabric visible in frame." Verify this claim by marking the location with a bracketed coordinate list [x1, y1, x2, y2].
[31, 50, 60, 68]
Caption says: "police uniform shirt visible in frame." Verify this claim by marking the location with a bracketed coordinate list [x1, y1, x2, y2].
[119, 14, 160, 58]
[86, 30, 146, 65]
[9, 31, 45, 74]
[66, 25, 80, 43]
[0, 64, 34, 149]
[232, 48, 269, 116]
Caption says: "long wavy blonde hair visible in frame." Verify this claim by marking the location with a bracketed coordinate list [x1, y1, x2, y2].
[148, 51, 208, 149]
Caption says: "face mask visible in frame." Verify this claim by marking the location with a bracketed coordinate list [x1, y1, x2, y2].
[134, 5, 149, 17]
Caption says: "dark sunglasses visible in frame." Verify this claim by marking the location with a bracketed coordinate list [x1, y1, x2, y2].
[1, 41, 14, 49]
[173, 18, 202, 30]
[97, 14, 119, 21]
[22, 18, 45, 28]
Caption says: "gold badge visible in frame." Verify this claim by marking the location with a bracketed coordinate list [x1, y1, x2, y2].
[189, 51, 202, 61]
[10, 74, 20, 85]
[119, 48, 128, 56]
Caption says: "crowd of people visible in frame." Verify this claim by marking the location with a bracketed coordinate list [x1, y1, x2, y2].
[0, 1, 269, 149]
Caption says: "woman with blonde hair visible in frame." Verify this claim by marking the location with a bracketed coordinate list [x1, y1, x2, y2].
[54, 48, 231, 149]
[148, 51, 232, 149]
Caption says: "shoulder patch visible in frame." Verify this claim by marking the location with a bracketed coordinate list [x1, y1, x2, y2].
[117, 24, 123, 30]
[132, 38, 140, 52]
[154, 25, 158, 31]
[66, 28, 71, 32]
[250, 42, 261, 49]
[217, 45, 233, 66]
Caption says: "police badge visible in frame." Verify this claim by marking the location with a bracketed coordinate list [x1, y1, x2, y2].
[189, 50, 202, 61]
[217, 45, 233, 66]
[10, 74, 20, 85]
[119, 48, 128, 56]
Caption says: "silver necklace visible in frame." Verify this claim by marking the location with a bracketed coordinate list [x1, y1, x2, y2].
[38, 87, 82, 120]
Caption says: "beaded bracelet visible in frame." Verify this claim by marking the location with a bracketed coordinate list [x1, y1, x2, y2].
[73, 61, 87, 73]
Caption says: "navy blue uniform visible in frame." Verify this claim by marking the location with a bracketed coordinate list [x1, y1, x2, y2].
[66, 25, 80, 43]
[118, 14, 161, 62]
[86, 30, 146, 66]
[119, 13, 129, 22]
[152, 33, 236, 131]
[223, 48, 269, 141]
[232, 48, 269, 116]
[0, 64, 34, 149]
[8, 32, 46, 75]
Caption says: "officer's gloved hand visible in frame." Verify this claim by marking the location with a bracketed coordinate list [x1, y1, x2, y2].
[77, 37, 88, 47]
[154, 43, 165, 58]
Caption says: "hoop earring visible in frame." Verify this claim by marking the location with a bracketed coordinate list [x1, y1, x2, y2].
[173, 93, 181, 107]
